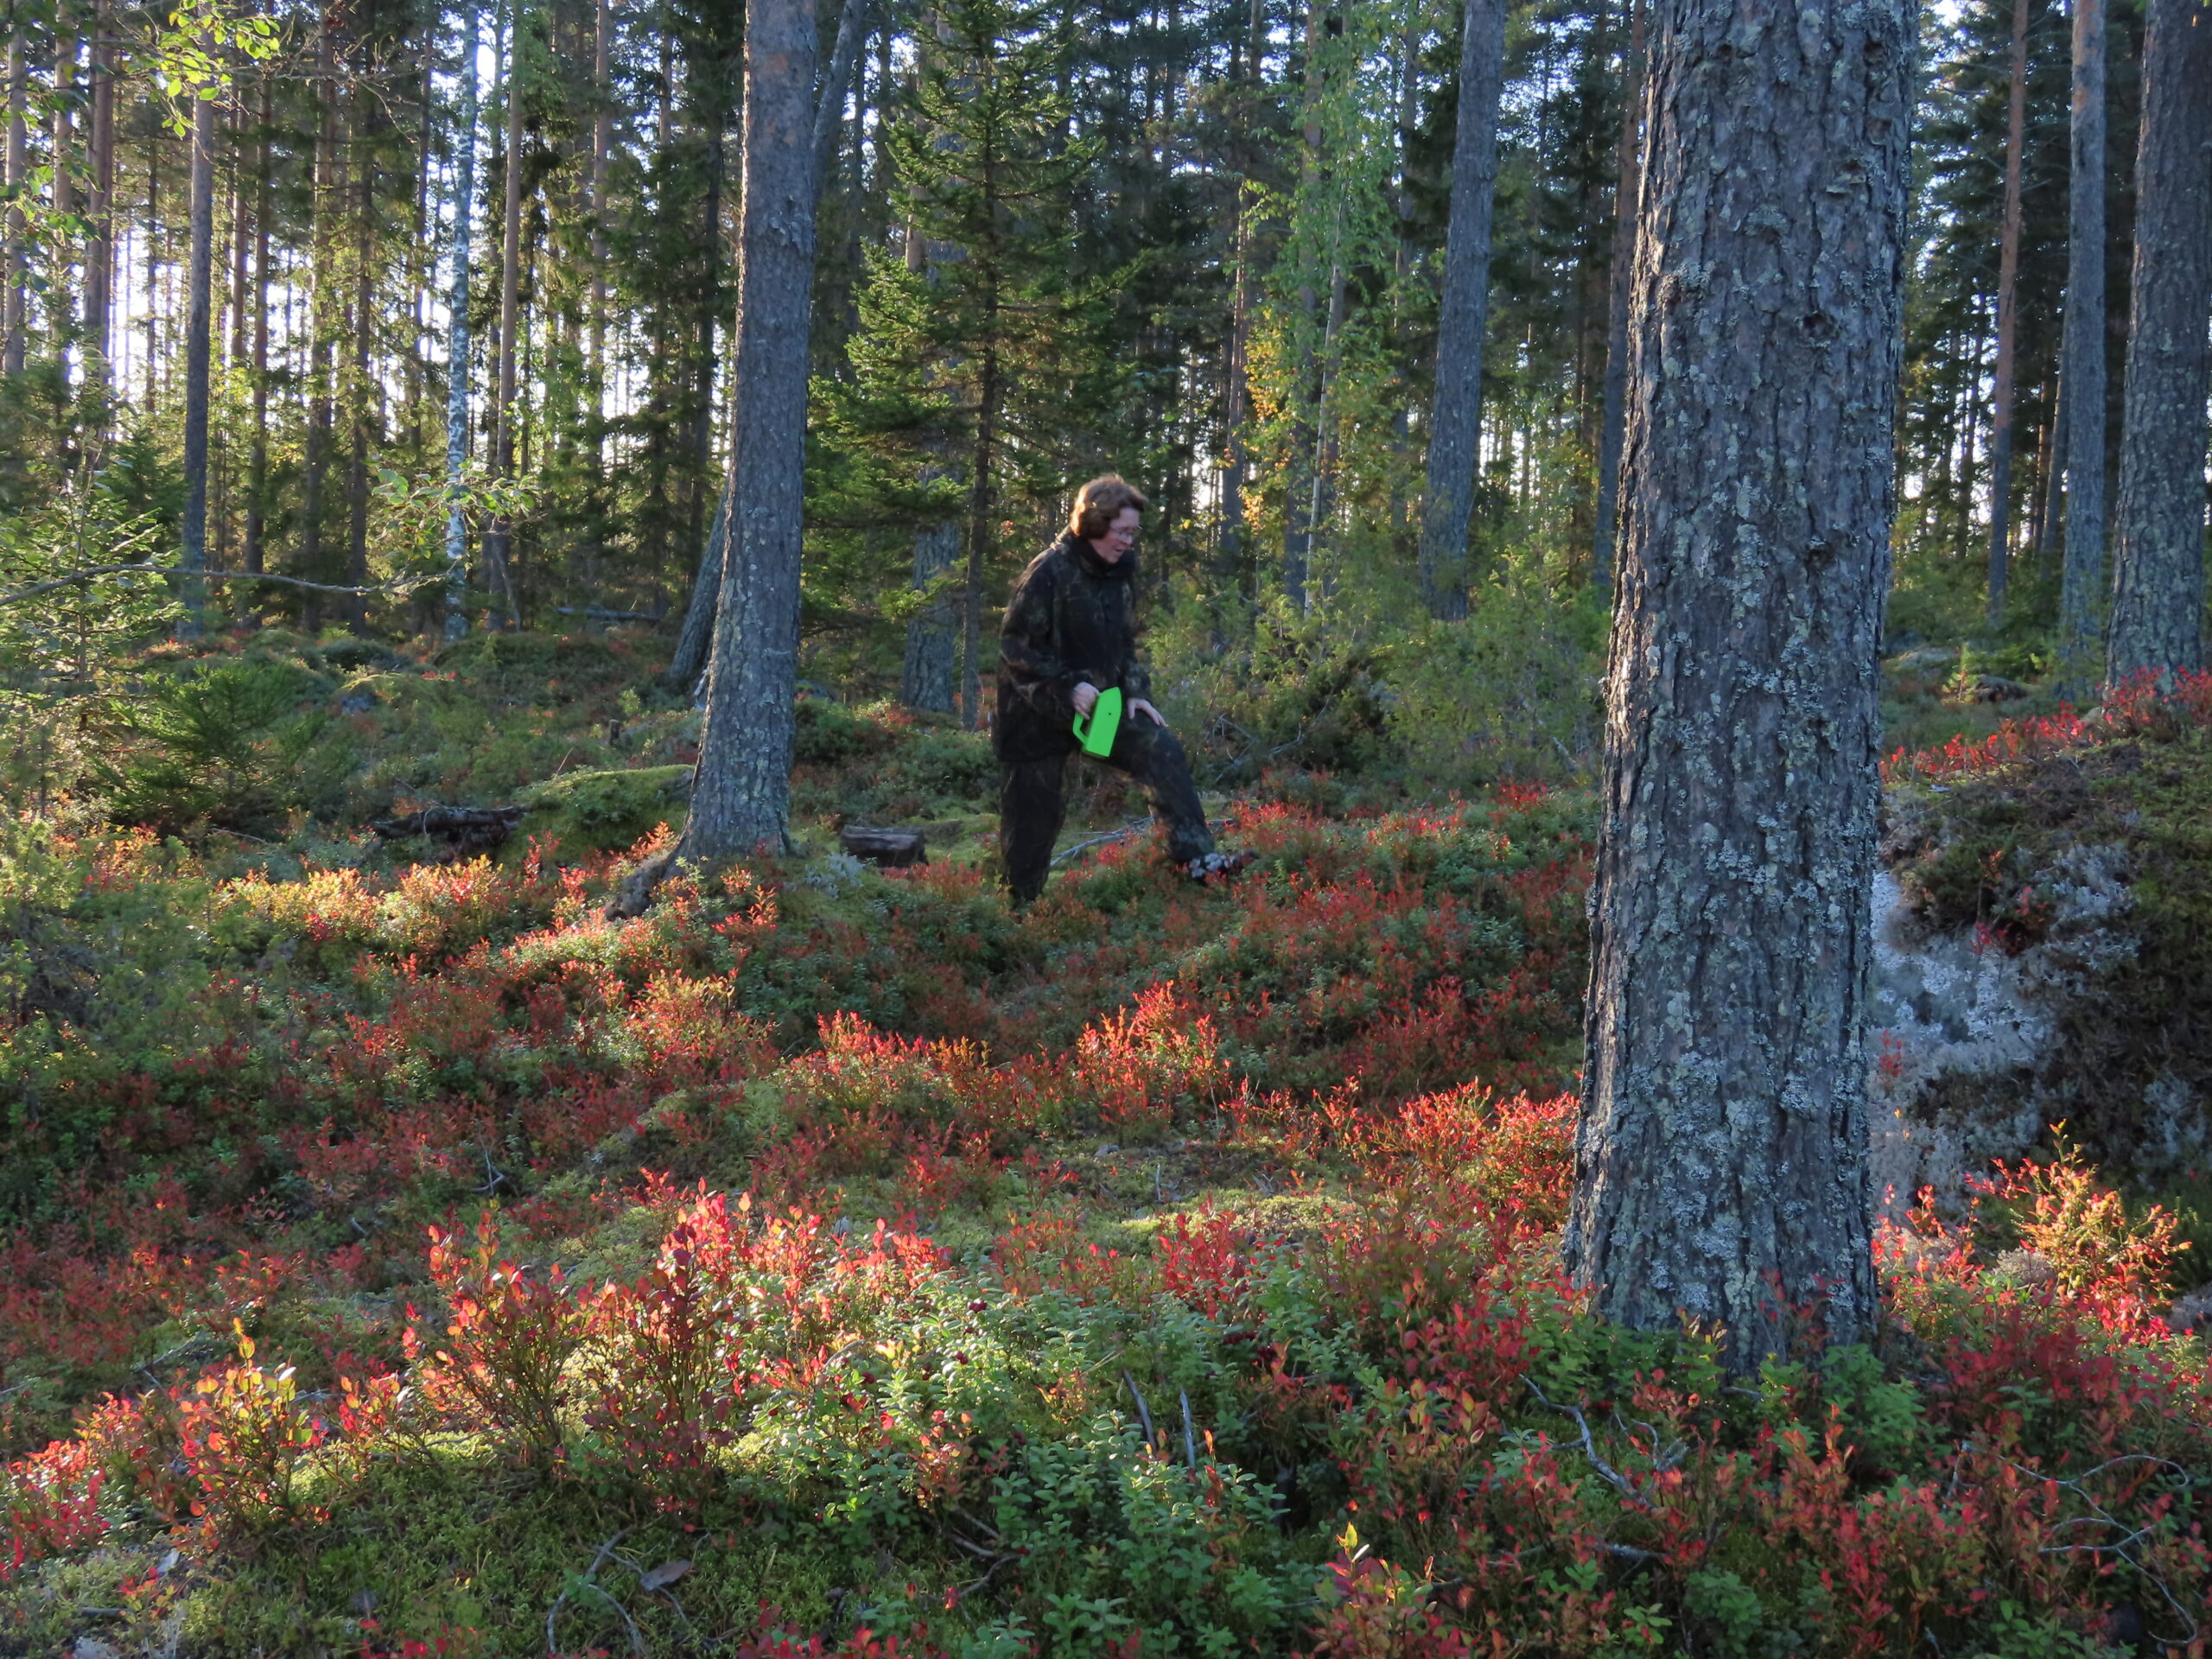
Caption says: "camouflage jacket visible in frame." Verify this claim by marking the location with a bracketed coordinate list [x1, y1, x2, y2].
[995, 533, 1153, 762]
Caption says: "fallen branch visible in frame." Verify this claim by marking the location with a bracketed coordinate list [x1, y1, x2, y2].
[0, 563, 450, 607]
[1052, 817, 1154, 868]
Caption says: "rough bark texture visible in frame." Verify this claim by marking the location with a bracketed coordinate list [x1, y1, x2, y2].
[86, 0, 113, 378]
[680, 0, 817, 863]
[667, 488, 730, 694]
[245, 71, 270, 577]
[1564, 0, 1911, 1372]
[1984, 0, 2030, 626]
[2105, 0, 2212, 683]
[442, 1, 480, 641]
[2056, 0, 2107, 696]
[50, 17, 75, 372]
[667, 35, 877, 696]
[1415, 0, 1507, 621]
[900, 515, 959, 713]
[179, 92, 216, 635]
[1590, 0, 1645, 597]
[486, 18, 527, 629]
[5, 29, 28, 378]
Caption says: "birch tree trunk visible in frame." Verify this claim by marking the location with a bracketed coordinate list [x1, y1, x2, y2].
[1983, 0, 2031, 625]
[2104, 0, 2211, 683]
[180, 92, 217, 637]
[1565, 0, 1911, 1372]
[443, 0, 480, 641]
[679, 0, 818, 865]
[1416, 0, 1508, 621]
[1589, 0, 1644, 597]
[2056, 0, 2107, 697]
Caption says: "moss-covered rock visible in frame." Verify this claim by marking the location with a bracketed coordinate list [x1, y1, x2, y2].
[1877, 719, 2212, 1188]
[516, 764, 692, 854]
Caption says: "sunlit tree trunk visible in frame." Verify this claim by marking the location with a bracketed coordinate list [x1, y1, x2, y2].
[1417, 0, 1508, 620]
[180, 92, 217, 636]
[669, 17, 874, 694]
[3, 24, 25, 378]
[443, 0, 480, 641]
[2105, 0, 2211, 683]
[50, 10, 77, 379]
[679, 0, 818, 862]
[2056, 0, 2107, 697]
[1567, 0, 1911, 1373]
[1590, 0, 1644, 598]
[1983, 0, 2031, 625]
[1280, 0, 1329, 613]
[301, 21, 338, 628]
[244, 69, 271, 577]
[485, 4, 525, 629]
[86, 0, 115, 385]
[345, 73, 378, 635]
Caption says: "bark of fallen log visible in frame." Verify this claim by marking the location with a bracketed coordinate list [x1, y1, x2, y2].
[368, 804, 525, 855]
[840, 825, 927, 867]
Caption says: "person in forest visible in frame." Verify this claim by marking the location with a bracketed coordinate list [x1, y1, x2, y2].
[995, 475, 1245, 906]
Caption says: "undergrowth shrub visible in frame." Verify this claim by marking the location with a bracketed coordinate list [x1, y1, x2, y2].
[405, 1215, 586, 1468]
[175, 1327, 331, 1542]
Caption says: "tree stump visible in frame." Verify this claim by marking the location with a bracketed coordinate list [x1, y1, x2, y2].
[839, 826, 926, 867]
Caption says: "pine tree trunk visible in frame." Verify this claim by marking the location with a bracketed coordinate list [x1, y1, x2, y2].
[2035, 364, 2065, 562]
[681, 0, 818, 863]
[1280, 1, 1329, 613]
[443, 0, 480, 640]
[3, 27, 25, 377]
[1215, 0, 1266, 621]
[50, 13, 76, 376]
[1416, 0, 1508, 621]
[1590, 0, 1645, 596]
[2056, 0, 2107, 696]
[667, 488, 729, 691]
[671, 29, 881, 693]
[901, 512, 958, 712]
[1984, 0, 2031, 625]
[302, 22, 337, 626]
[346, 77, 377, 635]
[245, 70, 271, 578]
[1565, 0, 1911, 1372]
[2105, 0, 2211, 683]
[485, 8, 525, 630]
[180, 92, 216, 637]
[86, 0, 114, 382]
[590, 0, 610, 426]
[960, 340, 1001, 730]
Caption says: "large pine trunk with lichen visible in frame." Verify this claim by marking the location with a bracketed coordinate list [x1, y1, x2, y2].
[680, 0, 817, 863]
[1564, 0, 1911, 1371]
[2105, 0, 2212, 684]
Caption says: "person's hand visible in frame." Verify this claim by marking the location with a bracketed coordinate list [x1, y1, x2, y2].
[1129, 698, 1166, 728]
[1072, 681, 1101, 717]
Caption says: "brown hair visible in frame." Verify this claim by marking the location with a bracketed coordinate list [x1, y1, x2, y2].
[1070, 474, 1150, 541]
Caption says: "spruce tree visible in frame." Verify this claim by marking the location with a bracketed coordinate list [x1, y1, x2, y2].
[847, 0, 1114, 728]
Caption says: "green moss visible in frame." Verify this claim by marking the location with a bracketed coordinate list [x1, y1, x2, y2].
[515, 765, 693, 854]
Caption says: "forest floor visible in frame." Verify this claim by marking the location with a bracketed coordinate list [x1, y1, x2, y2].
[3, 629, 2210, 1659]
